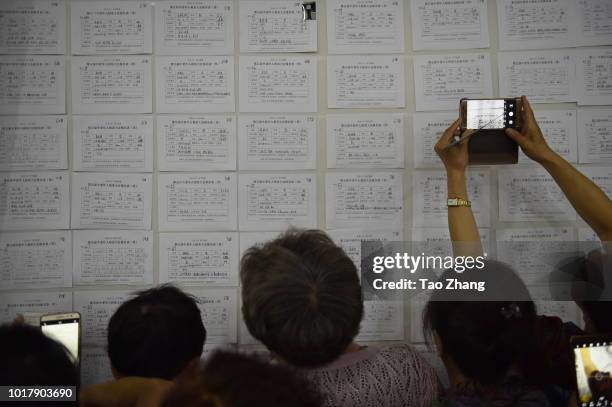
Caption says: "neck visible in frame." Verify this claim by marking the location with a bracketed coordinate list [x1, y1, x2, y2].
[344, 341, 362, 354]
[271, 341, 363, 365]
[443, 355, 470, 390]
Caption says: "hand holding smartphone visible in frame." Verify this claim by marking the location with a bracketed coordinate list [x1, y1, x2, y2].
[457, 97, 522, 165]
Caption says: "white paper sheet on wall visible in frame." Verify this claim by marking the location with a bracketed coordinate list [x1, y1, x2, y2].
[328, 229, 403, 273]
[0, 291, 72, 324]
[412, 170, 490, 228]
[576, 0, 612, 47]
[0, 56, 65, 115]
[80, 348, 113, 386]
[238, 312, 259, 346]
[326, 172, 404, 229]
[358, 300, 404, 341]
[498, 50, 576, 103]
[578, 227, 603, 253]
[496, 227, 576, 286]
[578, 109, 612, 164]
[327, 114, 404, 169]
[238, 115, 316, 170]
[239, 55, 317, 113]
[75, 290, 132, 346]
[70, 1, 153, 55]
[533, 297, 582, 327]
[157, 115, 236, 171]
[72, 230, 153, 286]
[413, 53, 493, 111]
[496, 0, 577, 50]
[158, 173, 237, 232]
[158, 232, 239, 286]
[409, 291, 429, 343]
[498, 167, 577, 222]
[71, 173, 152, 230]
[576, 47, 612, 106]
[238, 173, 317, 231]
[0, 231, 72, 290]
[327, 55, 405, 109]
[239, 0, 317, 53]
[0, 0, 66, 54]
[155, 56, 235, 113]
[187, 288, 237, 344]
[71, 56, 152, 114]
[326, 0, 405, 54]
[578, 227, 599, 242]
[412, 112, 456, 169]
[155, 0, 234, 55]
[0, 116, 67, 171]
[519, 110, 578, 164]
[0, 171, 70, 231]
[411, 0, 489, 50]
[73, 116, 153, 172]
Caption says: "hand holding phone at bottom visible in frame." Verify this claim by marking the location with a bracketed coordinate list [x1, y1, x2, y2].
[504, 96, 555, 164]
[435, 118, 474, 175]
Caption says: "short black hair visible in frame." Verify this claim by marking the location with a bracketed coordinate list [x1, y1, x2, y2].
[107, 284, 206, 379]
[562, 249, 612, 333]
[423, 261, 538, 385]
[0, 323, 77, 386]
[240, 229, 364, 368]
[163, 350, 323, 407]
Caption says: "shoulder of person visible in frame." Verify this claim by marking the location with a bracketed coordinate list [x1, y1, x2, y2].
[376, 344, 434, 367]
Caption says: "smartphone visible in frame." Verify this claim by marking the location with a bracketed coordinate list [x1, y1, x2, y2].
[571, 335, 612, 407]
[40, 312, 81, 364]
[458, 97, 521, 164]
[460, 98, 522, 130]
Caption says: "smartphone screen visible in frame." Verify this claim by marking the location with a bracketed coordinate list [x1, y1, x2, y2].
[41, 317, 80, 363]
[573, 338, 612, 407]
[466, 99, 517, 130]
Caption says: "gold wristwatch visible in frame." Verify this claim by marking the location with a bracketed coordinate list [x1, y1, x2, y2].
[447, 197, 471, 207]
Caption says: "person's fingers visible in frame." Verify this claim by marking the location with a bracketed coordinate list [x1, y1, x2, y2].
[442, 118, 461, 139]
[13, 314, 25, 325]
[505, 127, 525, 144]
[436, 118, 461, 152]
[522, 95, 536, 122]
[454, 129, 474, 147]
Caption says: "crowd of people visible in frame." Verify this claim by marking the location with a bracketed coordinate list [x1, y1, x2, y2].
[1, 96, 611, 407]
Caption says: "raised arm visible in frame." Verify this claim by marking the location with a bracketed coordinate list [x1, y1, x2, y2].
[506, 96, 612, 243]
[434, 119, 483, 257]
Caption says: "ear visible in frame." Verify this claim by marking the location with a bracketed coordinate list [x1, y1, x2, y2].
[433, 331, 444, 358]
[582, 311, 595, 334]
[110, 365, 122, 380]
[174, 357, 201, 382]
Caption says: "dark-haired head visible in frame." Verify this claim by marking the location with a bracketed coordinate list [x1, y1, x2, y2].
[107, 284, 206, 379]
[240, 229, 364, 368]
[163, 350, 323, 407]
[558, 249, 612, 333]
[0, 323, 78, 386]
[423, 260, 538, 386]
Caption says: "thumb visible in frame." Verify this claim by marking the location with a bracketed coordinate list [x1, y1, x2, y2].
[505, 128, 525, 144]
